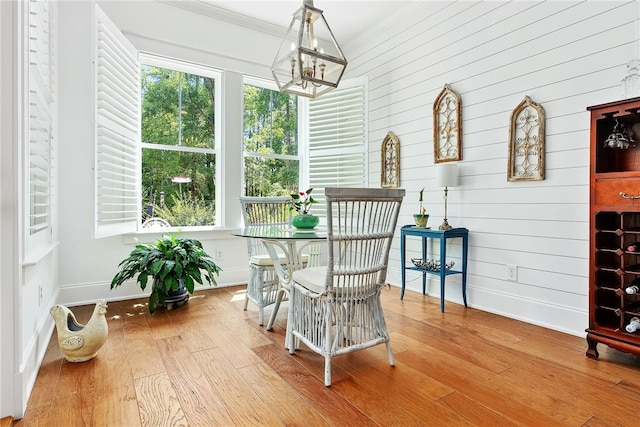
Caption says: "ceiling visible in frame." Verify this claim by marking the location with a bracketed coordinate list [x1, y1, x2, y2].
[198, 0, 418, 41]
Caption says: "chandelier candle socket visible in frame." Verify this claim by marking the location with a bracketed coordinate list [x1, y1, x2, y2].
[271, 0, 347, 98]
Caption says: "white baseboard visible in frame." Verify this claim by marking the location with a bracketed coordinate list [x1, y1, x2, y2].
[386, 268, 587, 338]
[16, 314, 55, 419]
[57, 268, 250, 307]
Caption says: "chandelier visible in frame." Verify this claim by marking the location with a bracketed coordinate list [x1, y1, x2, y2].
[271, 0, 347, 99]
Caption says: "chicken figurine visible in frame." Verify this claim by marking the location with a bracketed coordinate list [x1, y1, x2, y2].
[50, 299, 109, 362]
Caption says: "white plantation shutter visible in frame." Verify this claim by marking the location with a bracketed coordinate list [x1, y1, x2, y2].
[95, 6, 140, 238]
[307, 79, 367, 216]
[28, 0, 54, 240]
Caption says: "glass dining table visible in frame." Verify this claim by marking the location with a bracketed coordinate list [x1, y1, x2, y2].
[231, 225, 327, 330]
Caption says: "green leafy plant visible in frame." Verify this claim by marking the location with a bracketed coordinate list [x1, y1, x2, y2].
[289, 188, 318, 215]
[110, 234, 222, 313]
[151, 195, 216, 226]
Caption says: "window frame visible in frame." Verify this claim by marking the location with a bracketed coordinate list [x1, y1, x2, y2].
[242, 75, 302, 196]
[94, 7, 366, 237]
[139, 53, 222, 230]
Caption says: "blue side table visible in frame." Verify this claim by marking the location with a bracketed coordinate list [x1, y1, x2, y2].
[400, 225, 469, 312]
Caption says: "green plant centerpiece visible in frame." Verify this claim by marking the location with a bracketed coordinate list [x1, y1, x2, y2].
[413, 188, 429, 228]
[290, 188, 320, 229]
[110, 234, 222, 313]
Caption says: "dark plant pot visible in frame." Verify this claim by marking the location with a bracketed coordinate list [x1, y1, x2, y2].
[154, 279, 190, 312]
[164, 283, 190, 310]
[292, 214, 319, 229]
[413, 214, 429, 228]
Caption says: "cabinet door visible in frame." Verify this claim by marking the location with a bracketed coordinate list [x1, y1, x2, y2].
[594, 177, 640, 207]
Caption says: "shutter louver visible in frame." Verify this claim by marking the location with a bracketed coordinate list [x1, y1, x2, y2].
[95, 6, 140, 238]
[308, 83, 367, 216]
[28, 0, 54, 237]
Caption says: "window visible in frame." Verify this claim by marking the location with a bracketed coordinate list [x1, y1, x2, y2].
[140, 56, 221, 227]
[243, 77, 299, 197]
[307, 78, 368, 217]
[96, 8, 221, 235]
[95, 5, 365, 236]
[28, 0, 55, 253]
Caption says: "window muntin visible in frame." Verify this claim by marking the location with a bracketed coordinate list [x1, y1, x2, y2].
[243, 78, 299, 197]
[140, 57, 220, 227]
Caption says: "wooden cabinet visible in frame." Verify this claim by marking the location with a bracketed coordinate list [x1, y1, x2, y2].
[587, 97, 640, 359]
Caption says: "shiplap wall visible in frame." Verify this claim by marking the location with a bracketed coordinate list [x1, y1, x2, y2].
[350, 0, 639, 336]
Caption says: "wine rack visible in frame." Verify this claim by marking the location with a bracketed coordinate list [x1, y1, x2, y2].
[587, 97, 640, 359]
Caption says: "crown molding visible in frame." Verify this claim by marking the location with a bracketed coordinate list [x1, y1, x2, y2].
[157, 0, 287, 38]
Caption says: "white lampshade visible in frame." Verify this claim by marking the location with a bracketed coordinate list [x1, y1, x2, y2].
[436, 163, 459, 188]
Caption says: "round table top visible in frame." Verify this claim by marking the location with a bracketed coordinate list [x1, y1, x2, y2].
[231, 225, 327, 240]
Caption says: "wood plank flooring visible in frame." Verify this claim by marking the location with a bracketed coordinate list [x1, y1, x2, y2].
[13, 285, 640, 426]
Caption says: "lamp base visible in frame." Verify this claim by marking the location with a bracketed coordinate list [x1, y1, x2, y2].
[439, 219, 453, 231]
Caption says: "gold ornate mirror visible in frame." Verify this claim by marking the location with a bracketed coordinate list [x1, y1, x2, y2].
[381, 131, 400, 188]
[433, 84, 462, 163]
[508, 96, 545, 181]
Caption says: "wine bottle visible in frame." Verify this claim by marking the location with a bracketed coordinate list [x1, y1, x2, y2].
[625, 277, 640, 294]
[625, 317, 640, 333]
[626, 284, 640, 294]
[628, 242, 640, 252]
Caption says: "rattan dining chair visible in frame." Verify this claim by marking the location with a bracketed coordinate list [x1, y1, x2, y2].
[286, 187, 405, 386]
[239, 196, 292, 325]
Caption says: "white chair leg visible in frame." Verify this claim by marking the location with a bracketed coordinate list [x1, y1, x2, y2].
[386, 341, 395, 366]
[258, 306, 264, 326]
[324, 302, 333, 386]
[244, 268, 256, 311]
[267, 287, 287, 331]
[286, 300, 295, 353]
[324, 356, 332, 386]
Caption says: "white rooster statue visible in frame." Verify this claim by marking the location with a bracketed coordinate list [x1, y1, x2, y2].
[50, 299, 109, 362]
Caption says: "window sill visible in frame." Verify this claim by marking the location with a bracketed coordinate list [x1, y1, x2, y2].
[122, 227, 238, 245]
[24, 241, 60, 267]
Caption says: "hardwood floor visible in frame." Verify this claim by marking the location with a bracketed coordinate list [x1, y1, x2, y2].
[14, 284, 640, 426]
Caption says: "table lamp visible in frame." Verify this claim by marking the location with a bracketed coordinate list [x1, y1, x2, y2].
[435, 163, 459, 230]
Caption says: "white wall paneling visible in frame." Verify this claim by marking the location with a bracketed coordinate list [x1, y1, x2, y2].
[361, 1, 637, 337]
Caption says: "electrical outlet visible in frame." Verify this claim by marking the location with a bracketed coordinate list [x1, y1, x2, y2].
[38, 284, 43, 306]
[506, 264, 518, 282]
[215, 249, 223, 261]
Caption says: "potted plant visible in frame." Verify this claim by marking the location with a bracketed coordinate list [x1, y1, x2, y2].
[110, 234, 222, 313]
[289, 188, 320, 229]
[413, 187, 429, 228]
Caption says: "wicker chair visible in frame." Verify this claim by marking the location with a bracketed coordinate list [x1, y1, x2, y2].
[240, 196, 293, 325]
[286, 187, 405, 386]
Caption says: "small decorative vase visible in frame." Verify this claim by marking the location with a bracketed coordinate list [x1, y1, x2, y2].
[413, 214, 429, 228]
[292, 214, 319, 229]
